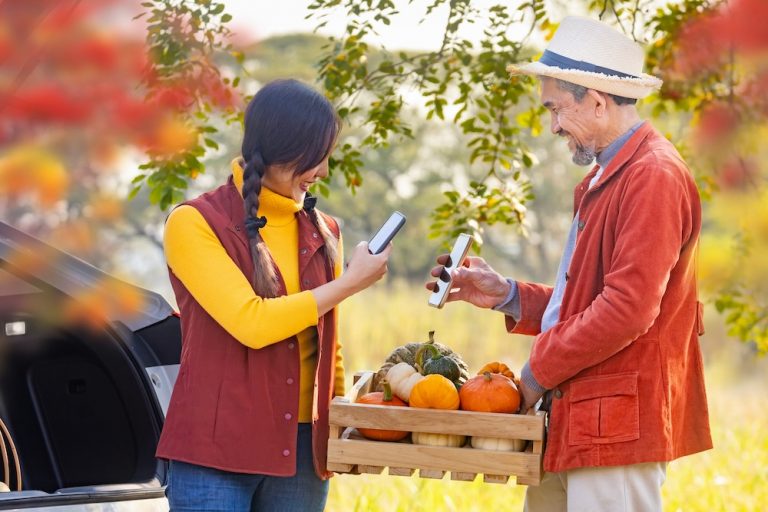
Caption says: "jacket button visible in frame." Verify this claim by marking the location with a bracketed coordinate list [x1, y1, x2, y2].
[312, 232, 319, 238]
[286, 378, 294, 385]
[287, 342, 295, 349]
[300, 248, 308, 255]
[554, 388, 563, 399]
[284, 413, 292, 420]
[577, 221, 585, 231]
[282, 449, 290, 457]
[303, 279, 310, 286]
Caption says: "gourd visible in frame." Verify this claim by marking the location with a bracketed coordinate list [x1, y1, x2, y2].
[477, 361, 517, 383]
[411, 431, 466, 447]
[356, 380, 409, 442]
[408, 374, 463, 447]
[460, 372, 523, 452]
[470, 436, 526, 452]
[372, 331, 469, 391]
[459, 372, 520, 414]
[408, 374, 460, 410]
[385, 362, 425, 402]
[416, 343, 461, 384]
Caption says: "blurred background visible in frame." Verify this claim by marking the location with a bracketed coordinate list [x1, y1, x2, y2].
[1, 0, 766, 510]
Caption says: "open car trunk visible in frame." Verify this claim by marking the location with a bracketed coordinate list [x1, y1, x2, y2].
[0, 222, 180, 510]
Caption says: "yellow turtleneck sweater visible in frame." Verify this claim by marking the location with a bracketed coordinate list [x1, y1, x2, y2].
[164, 163, 345, 423]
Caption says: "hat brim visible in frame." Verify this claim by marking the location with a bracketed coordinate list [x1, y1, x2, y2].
[507, 61, 663, 99]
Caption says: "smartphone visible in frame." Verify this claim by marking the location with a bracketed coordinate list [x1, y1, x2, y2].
[428, 233, 474, 308]
[368, 211, 406, 254]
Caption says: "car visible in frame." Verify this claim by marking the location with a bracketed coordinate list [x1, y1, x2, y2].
[0, 221, 180, 511]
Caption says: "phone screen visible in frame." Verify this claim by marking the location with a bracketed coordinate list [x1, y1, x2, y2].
[368, 212, 406, 254]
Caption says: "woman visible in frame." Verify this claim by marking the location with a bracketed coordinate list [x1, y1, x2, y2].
[156, 79, 390, 511]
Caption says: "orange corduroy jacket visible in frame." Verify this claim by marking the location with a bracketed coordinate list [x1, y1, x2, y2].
[507, 122, 712, 473]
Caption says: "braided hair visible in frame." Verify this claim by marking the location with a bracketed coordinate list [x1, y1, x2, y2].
[241, 79, 340, 297]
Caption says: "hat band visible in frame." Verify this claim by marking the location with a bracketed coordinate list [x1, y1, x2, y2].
[539, 50, 639, 79]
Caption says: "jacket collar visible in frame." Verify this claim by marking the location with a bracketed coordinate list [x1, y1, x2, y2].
[573, 121, 656, 214]
[583, 121, 653, 191]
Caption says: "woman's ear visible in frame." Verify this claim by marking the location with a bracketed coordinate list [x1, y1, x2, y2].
[587, 89, 608, 118]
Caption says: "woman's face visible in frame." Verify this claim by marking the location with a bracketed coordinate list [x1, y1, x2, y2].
[262, 158, 329, 202]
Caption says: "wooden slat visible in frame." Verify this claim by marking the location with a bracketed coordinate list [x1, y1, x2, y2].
[327, 462, 356, 473]
[328, 438, 540, 477]
[450, 472, 477, 482]
[358, 465, 385, 474]
[419, 469, 445, 479]
[516, 474, 540, 486]
[388, 467, 415, 477]
[330, 402, 544, 440]
[483, 474, 510, 484]
[340, 372, 373, 404]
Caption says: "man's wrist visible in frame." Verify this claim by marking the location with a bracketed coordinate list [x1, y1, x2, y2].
[521, 360, 547, 395]
[492, 278, 517, 310]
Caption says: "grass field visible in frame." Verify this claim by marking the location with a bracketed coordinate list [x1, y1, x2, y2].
[325, 282, 768, 512]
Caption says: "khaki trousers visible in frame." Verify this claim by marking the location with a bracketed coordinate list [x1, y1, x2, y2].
[524, 462, 667, 512]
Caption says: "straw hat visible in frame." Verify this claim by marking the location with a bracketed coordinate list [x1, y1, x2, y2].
[507, 16, 662, 99]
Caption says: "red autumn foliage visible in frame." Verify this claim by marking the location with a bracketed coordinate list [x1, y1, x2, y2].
[718, 157, 757, 191]
[0, 0, 238, 156]
[672, 0, 768, 79]
[694, 102, 741, 147]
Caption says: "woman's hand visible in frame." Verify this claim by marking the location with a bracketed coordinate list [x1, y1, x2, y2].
[312, 241, 391, 316]
[342, 241, 391, 294]
[425, 255, 510, 309]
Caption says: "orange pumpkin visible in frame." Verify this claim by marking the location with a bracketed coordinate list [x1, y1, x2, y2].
[356, 380, 409, 441]
[459, 372, 520, 413]
[408, 374, 460, 410]
[477, 361, 516, 380]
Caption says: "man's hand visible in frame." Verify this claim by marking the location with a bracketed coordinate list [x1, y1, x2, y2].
[518, 379, 545, 414]
[424, 255, 510, 309]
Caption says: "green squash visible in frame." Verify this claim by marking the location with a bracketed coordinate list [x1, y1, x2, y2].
[416, 342, 461, 383]
[373, 331, 469, 391]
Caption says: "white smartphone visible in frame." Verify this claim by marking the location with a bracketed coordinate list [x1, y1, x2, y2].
[368, 211, 406, 254]
[428, 233, 474, 308]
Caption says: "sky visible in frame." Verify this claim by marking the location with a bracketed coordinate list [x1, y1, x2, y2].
[223, 0, 538, 52]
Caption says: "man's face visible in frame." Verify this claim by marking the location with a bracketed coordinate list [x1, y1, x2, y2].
[539, 78, 598, 166]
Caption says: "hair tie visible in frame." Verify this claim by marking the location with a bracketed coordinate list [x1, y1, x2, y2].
[245, 216, 267, 237]
[303, 193, 317, 212]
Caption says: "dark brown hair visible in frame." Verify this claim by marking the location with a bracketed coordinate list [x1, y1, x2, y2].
[241, 79, 340, 297]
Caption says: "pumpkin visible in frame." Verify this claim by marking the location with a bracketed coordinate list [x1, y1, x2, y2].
[416, 342, 461, 384]
[412, 431, 466, 447]
[470, 436, 526, 452]
[409, 374, 460, 410]
[372, 331, 470, 391]
[356, 380, 409, 441]
[477, 361, 517, 382]
[385, 362, 425, 402]
[459, 372, 520, 414]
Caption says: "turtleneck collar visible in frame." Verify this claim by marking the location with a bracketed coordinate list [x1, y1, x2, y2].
[231, 158, 302, 226]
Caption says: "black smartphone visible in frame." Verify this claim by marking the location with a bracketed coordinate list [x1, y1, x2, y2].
[368, 211, 406, 254]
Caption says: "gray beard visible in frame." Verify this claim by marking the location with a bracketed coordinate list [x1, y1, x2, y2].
[572, 143, 596, 166]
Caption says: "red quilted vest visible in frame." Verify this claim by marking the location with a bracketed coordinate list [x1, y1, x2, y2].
[156, 176, 339, 479]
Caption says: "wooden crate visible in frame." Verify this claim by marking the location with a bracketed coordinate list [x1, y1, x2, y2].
[328, 371, 546, 486]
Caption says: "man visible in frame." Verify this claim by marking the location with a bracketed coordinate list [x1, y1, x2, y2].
[427, 16, 712, 511]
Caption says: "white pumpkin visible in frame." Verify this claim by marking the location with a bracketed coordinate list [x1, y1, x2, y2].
[411, 431, 466, 447]
[470, 436, 527, 452]
[385, 362, 425, 402]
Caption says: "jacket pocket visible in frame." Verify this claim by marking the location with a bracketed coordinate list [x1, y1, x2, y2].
[568, 372, 640, 446]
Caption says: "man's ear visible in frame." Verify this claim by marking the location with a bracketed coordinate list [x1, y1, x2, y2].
[587, 89, 607, 117]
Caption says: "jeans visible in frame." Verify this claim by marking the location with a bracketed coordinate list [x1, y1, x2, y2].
[166, 424, 329, 511]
